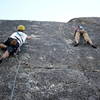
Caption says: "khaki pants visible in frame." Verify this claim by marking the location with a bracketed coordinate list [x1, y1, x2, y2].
[75, 31, 93, 45]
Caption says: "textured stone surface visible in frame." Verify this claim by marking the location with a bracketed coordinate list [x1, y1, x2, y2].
[0, 18, 100, 100]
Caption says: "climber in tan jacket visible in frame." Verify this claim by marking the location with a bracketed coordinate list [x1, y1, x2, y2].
[74, 25, 97, 48]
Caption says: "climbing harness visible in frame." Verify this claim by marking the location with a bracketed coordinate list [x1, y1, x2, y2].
[15, 32, 23, 45]
[10, 54, 21, 100]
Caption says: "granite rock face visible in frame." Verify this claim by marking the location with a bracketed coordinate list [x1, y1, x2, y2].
[0, 18, 100, 100]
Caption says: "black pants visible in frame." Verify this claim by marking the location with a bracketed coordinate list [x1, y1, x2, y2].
[4, 38, 19, 55]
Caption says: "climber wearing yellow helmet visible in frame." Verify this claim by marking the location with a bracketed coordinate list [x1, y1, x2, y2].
[0, 25, 32, 64]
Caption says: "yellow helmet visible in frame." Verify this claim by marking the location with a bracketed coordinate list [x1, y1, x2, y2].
[17, 25, 25, 31]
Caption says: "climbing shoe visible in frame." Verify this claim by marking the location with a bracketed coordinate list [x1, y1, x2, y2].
[91, 45, 97, 49]
[0, 58, 3, 64]
[74, 43, 79, 47]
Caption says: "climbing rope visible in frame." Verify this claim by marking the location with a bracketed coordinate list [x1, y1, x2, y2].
[10, 54, 21, 100]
